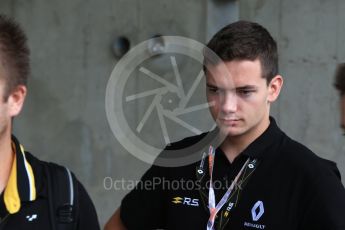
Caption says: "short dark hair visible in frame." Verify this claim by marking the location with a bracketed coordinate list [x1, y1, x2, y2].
[0, 14, 30, 101]
[334, 63, 345, 95]
[204, 20, 278, 84]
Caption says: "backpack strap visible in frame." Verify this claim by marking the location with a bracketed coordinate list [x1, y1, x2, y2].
[44, 162, 79, 230]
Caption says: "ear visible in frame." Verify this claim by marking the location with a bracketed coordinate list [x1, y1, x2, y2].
[267, 75, 283, 103]
[7, 85, 27, 117]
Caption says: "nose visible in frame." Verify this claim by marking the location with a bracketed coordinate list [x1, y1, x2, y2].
[221, 92, 237, 114]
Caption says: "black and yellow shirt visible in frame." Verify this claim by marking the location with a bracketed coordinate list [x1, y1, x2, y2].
[0, 136, 100, 230]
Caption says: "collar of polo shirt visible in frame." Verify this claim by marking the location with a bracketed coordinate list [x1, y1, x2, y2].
[3, 136, 36, 214]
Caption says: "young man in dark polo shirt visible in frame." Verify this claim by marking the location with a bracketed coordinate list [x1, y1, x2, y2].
[105, 21, 345, 230]
[0, 15, 100, 229]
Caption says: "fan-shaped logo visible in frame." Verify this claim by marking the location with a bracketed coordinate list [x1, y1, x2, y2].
[105, 36, 231, 167]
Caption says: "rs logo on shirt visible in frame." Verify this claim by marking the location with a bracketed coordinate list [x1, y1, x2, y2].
[172, 197, 199, 207]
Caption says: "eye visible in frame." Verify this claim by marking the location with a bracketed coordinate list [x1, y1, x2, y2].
[237, 89, 255, 97]
[207, 86, 220, 94]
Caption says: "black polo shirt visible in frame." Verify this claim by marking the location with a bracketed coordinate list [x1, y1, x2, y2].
[0, 136, 100, 230]
[120, 117, 345, 229]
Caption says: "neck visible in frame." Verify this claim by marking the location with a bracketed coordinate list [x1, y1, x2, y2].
[0, 133, 14, 194]
[220, 117, 270, 163]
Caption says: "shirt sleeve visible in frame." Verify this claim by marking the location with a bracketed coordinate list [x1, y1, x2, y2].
[299, 160, 345, 229]
[120, 164, 167, 230]
[76, 181, 101, 230]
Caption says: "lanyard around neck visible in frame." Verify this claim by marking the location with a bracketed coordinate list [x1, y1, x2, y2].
[197, 146, 259, 230]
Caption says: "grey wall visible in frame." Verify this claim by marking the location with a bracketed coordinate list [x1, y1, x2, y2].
[1, 0, 344, 227]
[239, 0, 345, 179]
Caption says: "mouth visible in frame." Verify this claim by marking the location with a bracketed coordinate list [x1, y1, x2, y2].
[218, 118, 241, 126]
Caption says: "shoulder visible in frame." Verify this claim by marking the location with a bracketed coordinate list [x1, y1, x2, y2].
[152, 131, 212, 170]
[25, 152, 100, 229]
[279, 137, 345, 226]
[141, 132, 213, 179]
[28, 152, 95, 196]
[279, 135, 341, 180]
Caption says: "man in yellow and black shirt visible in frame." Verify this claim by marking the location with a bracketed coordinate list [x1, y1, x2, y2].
[0, 15, 100, 229]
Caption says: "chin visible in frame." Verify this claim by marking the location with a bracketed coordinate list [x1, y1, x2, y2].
[219, 126, 245, 137]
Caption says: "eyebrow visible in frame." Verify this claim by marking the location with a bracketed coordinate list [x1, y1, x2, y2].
[206, 83, 258, 90]
[236, 85, 258, 90]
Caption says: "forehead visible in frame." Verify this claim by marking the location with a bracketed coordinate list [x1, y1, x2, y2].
[205, 59, 265, 87]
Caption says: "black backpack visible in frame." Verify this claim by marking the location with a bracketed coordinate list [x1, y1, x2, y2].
[44, 163, 79, 230]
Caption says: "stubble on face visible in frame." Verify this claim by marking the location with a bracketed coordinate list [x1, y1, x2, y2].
[205, 59, 271, 142]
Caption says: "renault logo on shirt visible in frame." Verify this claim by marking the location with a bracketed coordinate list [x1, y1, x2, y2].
[243, 201, 266, 229]
[172, 196, 199, 207]
[251, 200, 264, 221]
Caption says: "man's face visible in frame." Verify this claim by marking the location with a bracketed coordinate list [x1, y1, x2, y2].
[206, 59, 280, 140]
